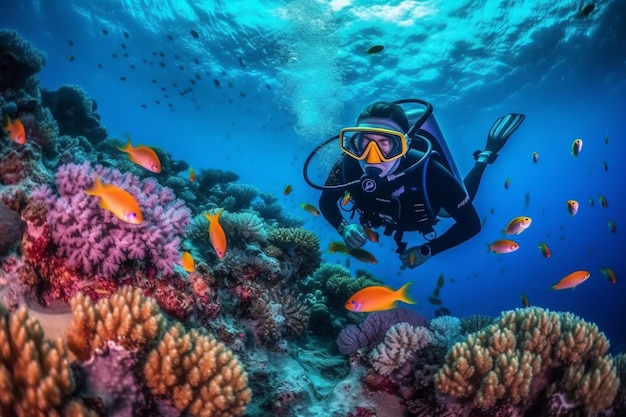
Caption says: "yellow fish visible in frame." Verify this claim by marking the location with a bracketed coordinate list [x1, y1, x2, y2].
[600, 267, 616, 285]
[181, 251, 195, 272]
[300, 203, 320, 216]
[117, 134, 162, 173]
[345, 282, 415, 312]
[567, 200, 579, 216]
[486, 239, 519, 254]
[520, 293, 530, 308]
[503, 216, 532, 235]
[327, 241, 350, 254]
[341, 190, 351, 207]
[85, 175, 143, 224]
[550, 270, 590, 290]
[205, 208, 227, 259]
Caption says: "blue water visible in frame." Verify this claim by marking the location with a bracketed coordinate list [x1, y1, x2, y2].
[2, 0, 625, 350]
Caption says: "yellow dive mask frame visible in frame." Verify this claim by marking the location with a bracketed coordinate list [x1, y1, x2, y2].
[339, 127, 408, 163]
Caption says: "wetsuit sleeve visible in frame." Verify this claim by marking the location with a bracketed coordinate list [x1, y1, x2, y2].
[319, 159, 347, 230]
[424, 160, 481, 256]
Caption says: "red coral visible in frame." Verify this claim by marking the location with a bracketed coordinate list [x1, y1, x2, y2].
[232, 284, 255, 304]
[363, 370, 398, 395]
[152, 278, 194, 320]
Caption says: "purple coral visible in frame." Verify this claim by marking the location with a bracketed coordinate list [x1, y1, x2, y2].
[336, 308, 428, 355]
[34, 162, 190, 278]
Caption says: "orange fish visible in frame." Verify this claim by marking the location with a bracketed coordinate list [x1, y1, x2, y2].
[504, 177, 512, 189]
[571, 138, 583, 157]
[117, 134, 162, 173]
[345, 282, 415, 312]
[486, 239, 519, 254]
[3, 117, 26, 145]
[600, 267, 616, 285]
[84, 175, 143, 224]
[300, 203, 320, 216]
[503, 216, 532, 235]
[566, 200, 579, 216]
[598, 194, 607, 209]
[550, 270, 590, 290]
[532, 152, 539, 163]
[205, 208, 227, 259]
[537, 242, 551, 258]
[363, 226, 379, 242]
[189, 167, 195, 182]
[283, 185, 292, 195]
[341, 190, 351, 207]
[520, 293, 530, 308]
[181, 251, 195, 272]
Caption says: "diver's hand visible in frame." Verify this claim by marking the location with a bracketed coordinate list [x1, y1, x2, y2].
[339, 223, 367, 249]
[400, 245, 432, 269]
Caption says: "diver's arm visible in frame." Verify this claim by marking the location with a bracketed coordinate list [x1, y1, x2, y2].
[425, 162, 481, 255]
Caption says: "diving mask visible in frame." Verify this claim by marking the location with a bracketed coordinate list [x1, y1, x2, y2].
[339, 127, 408, 164]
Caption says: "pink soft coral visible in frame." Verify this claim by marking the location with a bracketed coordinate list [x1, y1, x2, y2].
[34, 162, 191, 278]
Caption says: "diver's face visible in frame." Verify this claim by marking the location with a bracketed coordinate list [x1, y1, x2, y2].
[359, 133, 394, 158]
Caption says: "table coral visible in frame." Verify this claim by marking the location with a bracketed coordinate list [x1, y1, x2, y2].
[0, 304, 75, 417]
[144, 323, 251, 417]
[435, 307, 618, 413]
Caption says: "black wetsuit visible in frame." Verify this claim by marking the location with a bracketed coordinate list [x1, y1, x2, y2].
[319, 149, 482, 255]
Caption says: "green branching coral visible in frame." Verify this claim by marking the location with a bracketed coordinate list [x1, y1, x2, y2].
[435, 307, 619, 413]
[267, 226, 321, 280]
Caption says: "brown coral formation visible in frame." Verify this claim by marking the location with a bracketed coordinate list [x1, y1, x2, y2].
[65, 286, 166, 361]
[0, 304, 75, 417]
[144, 323, 252, 417]
[435, 307, 619, 413]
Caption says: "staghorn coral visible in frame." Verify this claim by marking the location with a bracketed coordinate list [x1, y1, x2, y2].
[65, 286, 166, 361]
[435, 307, 618, 413]
[267, 226, 321, 280]
[369, 322, 432, 376]
[36, 162, 191, 278]
[0, 304, 76, 417]
[144, 323, 251, 417]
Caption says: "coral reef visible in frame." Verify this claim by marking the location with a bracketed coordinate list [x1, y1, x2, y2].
[369, 322, 432, 377]
[337, 308, 429, 356]
[0, 202, 23, 254]
[34, 162, 191, 278]
[41, 85, 107, 144]
[435, 307, 619, 414]
[144, 323, 252, 417]
[0, 29, 45, 91]
[65, 287, 165, 361]
[267, 226, 321, 281]
[0, 304, 78, 417]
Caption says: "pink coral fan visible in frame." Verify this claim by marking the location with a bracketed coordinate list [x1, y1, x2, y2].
[35, 162, 191, 278]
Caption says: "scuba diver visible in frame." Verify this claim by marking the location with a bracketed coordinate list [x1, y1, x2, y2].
[303, 99, 525, 269]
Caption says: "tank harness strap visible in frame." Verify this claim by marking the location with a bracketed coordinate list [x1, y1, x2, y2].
[393, 230, 408, 254]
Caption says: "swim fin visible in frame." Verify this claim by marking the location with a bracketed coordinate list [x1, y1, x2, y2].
[474, 113, 525, 164]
